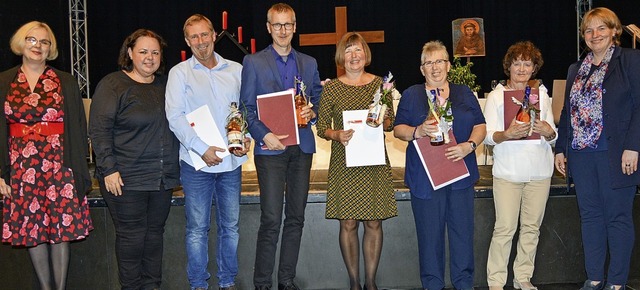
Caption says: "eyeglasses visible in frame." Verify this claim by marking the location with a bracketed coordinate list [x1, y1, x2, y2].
[25, 36, 51, 47]
[269, 22, 294, 31]
[421, 59, 448, 68]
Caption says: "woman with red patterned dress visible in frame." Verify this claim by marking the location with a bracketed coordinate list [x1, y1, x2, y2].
[0, 21, 92, 290]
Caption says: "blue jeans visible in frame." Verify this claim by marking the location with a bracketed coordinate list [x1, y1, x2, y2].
[181, 161, 241, 289]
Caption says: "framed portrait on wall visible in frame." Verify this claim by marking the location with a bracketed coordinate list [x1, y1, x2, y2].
[452, 18, 486, 57]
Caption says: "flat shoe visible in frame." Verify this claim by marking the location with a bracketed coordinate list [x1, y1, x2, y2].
[514, 281, 538, 290]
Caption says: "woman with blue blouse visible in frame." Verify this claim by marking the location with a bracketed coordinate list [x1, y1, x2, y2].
[393, 40, 486, 290]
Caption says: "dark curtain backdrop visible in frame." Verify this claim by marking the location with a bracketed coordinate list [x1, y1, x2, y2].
[1, 0, 638, 96]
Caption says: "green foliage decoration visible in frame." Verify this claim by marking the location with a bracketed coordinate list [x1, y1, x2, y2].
[447, 57, 481, 93]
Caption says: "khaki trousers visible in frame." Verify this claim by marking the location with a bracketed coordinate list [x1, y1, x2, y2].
[486, 177, 551, 286]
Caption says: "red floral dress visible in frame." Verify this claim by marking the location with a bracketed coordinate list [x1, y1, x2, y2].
[2, 67, 93, 247]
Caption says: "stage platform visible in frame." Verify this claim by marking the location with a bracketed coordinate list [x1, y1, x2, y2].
[84, 166, 571, 207]
[1, 166, 639, 290]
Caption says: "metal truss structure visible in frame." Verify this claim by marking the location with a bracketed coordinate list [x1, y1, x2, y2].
[577, 0, 592, 60]
[69, 0, 90, 99]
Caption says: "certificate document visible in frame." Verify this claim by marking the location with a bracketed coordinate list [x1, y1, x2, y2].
[257, 89, 300, 147]
[186, 105, 230, 170]
[413, 131, 470, 190]
[342, 110, 386, 167]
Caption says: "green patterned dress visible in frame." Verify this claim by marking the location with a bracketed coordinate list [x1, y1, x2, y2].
[317, 76, 398, 220]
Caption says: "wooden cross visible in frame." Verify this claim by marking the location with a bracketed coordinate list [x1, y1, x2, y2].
[299, 6, 385, 76]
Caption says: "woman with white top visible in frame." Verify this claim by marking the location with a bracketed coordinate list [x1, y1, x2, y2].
[483, 41, 557, 290]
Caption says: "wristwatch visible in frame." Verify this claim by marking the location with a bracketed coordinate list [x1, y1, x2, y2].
[467, 140, 477, 151]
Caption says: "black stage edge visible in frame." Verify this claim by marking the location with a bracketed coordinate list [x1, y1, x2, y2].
[1, 166, 639, 290]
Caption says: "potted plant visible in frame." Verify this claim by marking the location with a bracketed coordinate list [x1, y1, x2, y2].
[447, 56, 481, 93]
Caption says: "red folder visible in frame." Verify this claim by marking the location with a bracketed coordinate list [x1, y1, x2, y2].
[503, 88, 541, 141]
[256, 89, 300, 147]
[412, 131, 470, 190]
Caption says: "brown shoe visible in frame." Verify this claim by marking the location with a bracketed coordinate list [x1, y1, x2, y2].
[219, 286, 237, 290]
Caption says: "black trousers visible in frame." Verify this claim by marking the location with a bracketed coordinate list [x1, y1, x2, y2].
[102, 186, 172, 290]
[253, 146, 313, 287]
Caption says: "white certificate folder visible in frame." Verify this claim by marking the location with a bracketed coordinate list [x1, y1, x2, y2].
[185, 105, 230, 170]
[342, 110, 386, 167]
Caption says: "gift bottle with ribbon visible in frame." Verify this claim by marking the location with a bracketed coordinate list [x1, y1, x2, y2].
[366, 86, 387, 128]
[426, 89, 445, 146]
[515, 85, 536, 136]
[226, 102, 245, 153]
[294, 76, 309, 128]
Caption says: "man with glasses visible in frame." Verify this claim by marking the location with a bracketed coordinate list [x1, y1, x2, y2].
[240, 3, 322, 290]
[166, 14, 250, 290]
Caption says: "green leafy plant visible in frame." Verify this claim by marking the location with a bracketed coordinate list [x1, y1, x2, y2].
[447, 57, 481, 93]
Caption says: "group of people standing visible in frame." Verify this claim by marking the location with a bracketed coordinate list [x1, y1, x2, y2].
[0, 4, 637, 290]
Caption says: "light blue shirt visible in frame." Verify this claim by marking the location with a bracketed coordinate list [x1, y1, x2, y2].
[165, 53, 247, 173]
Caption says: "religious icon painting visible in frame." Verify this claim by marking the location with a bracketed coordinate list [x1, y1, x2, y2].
[452, 18, 486, 57]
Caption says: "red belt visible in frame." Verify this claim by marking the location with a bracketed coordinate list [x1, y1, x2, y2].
[9, 122, 64, 137]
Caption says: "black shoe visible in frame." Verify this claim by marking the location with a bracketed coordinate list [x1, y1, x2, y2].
[581, 281, 604, 290]
[278, 282, 301, 290]
[602, 284, 625, 290]
[255, 286, 272, 290]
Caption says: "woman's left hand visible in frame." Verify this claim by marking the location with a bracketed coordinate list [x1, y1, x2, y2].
[621, 150, 638, 175]
[532, 120, 555, 140]
[444, 142, 473, 162]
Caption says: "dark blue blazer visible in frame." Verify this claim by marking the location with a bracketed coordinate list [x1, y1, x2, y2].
[556, 46, 640, 188]
[240, 45, 322, 155]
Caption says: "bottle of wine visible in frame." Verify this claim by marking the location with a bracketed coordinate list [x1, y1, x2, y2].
[426, 89, 444, 146]
[294, 77, 308, 128]
[226, 102, 244, 153]
[366, 85, 387, 128]
[515, 85, 532, 123]
[427, 108, 444, 146]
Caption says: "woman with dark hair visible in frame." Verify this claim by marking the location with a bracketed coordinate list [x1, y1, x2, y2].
[89, 29, 180, 290]
[484, 41, 556, 290]
[1, 21, 92, 290]
[555, 7, 640, 290]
